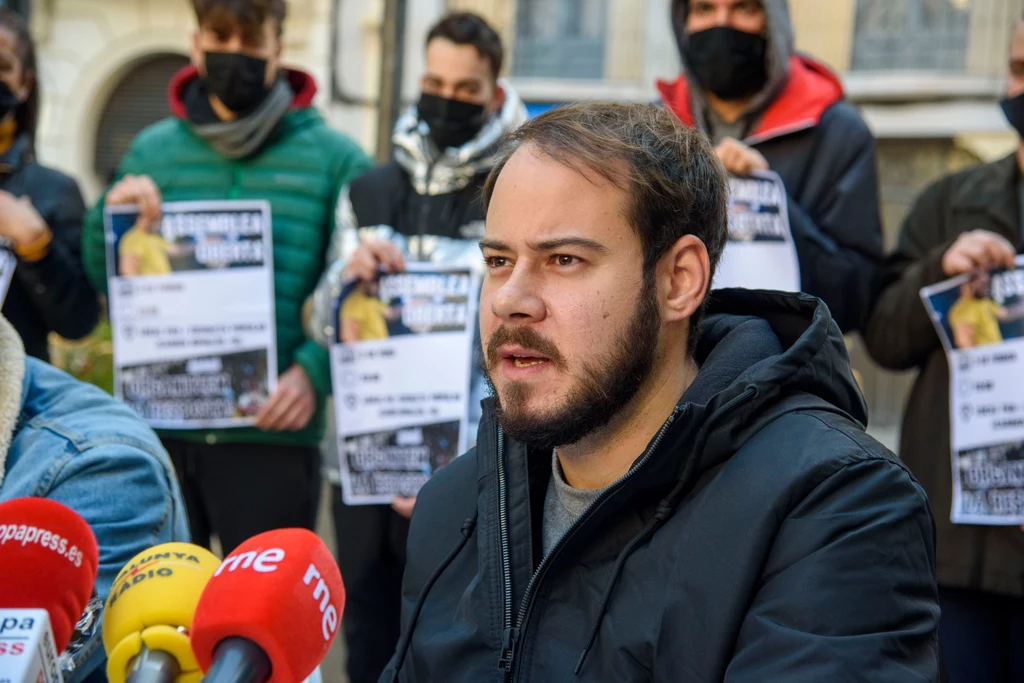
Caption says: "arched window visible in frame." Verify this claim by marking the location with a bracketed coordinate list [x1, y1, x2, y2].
[93, 53, 190, 184]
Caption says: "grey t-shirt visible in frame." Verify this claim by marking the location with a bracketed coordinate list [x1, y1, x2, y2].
[542, 450, 607, 556]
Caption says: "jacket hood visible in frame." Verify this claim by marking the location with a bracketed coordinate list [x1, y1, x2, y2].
[672, 0, 794, 89]
[392, 79, 528, 196]
[657, 53, 844, 144]
[167, 65, 318, 119]
[0, 315, 26, 488]
[684, 289, 866, 473]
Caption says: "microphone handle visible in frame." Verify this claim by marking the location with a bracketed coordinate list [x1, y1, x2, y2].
[203, 638, 272, 683]
[125, 646, 180, 683]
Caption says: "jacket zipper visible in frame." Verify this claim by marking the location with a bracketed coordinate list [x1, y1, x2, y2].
[416, 161, 438, 261]
[496, 427, 516, 672]
[496, 406, 682, 680]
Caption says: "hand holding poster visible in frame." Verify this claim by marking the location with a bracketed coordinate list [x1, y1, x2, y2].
[330, 265, 478, 505]
[104, 201, 277, 429]
[714, 170, 801, 292]
[921, 258, 1024, 524]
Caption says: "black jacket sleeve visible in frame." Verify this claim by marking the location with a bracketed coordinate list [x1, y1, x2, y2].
[724, 454, 939, 682]
[862, 178, 953, 371]
[15, 173, 99, 340]
[786, 105, 885, 334]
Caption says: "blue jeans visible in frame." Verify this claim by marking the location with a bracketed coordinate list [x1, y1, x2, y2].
[940, 587, 1024, 682]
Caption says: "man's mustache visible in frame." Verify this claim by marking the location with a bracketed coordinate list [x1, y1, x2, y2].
[485, 325, 566, 370]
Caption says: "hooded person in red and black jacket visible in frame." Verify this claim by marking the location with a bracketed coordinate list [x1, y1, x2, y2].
[659, 0, 884, 333]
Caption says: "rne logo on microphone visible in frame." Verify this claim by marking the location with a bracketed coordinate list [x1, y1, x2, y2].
[213, 548, 285, 576]
[303, 564, 339, 642]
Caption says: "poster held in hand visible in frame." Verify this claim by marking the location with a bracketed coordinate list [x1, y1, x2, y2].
[104, 200, 278, 429]
[714, 170, 801, 293]
[920, 257, 1024, 525]
[329, 265, 478, 505]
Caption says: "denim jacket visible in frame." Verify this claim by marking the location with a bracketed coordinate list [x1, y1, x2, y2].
[0, 316, 189, 683]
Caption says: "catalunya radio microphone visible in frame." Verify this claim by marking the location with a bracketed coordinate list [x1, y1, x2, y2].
[191, 529, 345, 683]
[0, 497, 99, 683]
[102, 543, 221, 683]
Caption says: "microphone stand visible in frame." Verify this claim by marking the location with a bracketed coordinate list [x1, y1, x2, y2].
[125, 646, 180, 683]
[202, 638, 272, 683]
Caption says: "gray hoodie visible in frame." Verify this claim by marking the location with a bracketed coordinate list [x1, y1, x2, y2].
[672, 0, 796, 142]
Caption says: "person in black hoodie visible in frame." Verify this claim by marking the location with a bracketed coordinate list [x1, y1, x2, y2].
[659, 0, 883, 333]
[381, 103, 939, 682]
[0, 8, 97, 360]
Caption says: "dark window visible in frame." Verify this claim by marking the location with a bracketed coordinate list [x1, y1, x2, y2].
[851, 0, 970, 71]
[512, 0, 607, 80]
[0, 0, 30, 18]
[93, 53, 190, 184]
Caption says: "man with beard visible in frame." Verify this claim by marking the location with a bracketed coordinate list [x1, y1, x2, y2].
[658, 0, 883, 333]
[378, 103, 939, 682]
[306, 12, 525, 683]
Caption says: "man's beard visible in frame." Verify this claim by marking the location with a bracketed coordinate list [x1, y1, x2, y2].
[482, 282, 661, 451]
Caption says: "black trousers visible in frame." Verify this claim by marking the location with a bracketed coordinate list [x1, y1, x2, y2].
[165, 438, 321, 554]
[331, 485, 410, 683]
[940, 586, 1024, 682]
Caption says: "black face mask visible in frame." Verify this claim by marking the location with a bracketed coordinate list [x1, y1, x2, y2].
[0, 81, 20, 121]
[684, 26, 769, 101]
[417, 93, 487, 151]
[203, 52, 271, 114]
[1002, 92, 1024, 139]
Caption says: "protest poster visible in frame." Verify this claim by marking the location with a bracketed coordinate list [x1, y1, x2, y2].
[329, 265, 478, 505]
[921, 257, 1024, 524]
[714, 170, 801, 292]
[104, 200, 277, 429]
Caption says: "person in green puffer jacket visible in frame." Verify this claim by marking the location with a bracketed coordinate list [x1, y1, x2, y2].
[80, 0, 372, 554]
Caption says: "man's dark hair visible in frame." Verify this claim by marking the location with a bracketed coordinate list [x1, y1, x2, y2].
[192, 0, 287, 37]
[482, 102, 728, 353]
[426, 12, 503, 80]
[0, 8, 38, 157]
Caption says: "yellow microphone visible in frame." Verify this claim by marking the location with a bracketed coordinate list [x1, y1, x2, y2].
[103, 543, 220, 683]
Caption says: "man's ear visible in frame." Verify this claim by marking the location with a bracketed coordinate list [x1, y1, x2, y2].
[657, 234, 711, 324]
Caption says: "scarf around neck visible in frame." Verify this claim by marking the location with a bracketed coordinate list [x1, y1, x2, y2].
[188, 78, 294, 160]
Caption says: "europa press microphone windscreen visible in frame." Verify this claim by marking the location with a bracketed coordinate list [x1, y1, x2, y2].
[103, 542, 221, 683]
[190, 529, 345, 683]
[0, 497, 99, 683]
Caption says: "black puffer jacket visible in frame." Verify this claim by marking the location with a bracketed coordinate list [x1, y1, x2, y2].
[0, 135, 97, 360]
[383, 289, 939, 682]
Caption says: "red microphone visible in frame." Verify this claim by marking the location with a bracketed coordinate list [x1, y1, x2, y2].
[0, 497, 99, 652]
[190, 529, 344, 683]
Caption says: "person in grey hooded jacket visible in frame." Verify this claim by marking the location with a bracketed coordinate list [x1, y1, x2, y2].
[305, 11, 526, 683]
[659, 0, 884, 333]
